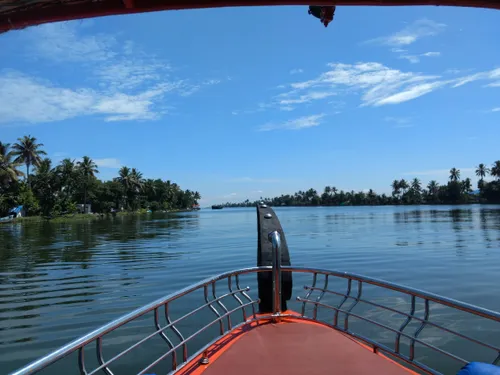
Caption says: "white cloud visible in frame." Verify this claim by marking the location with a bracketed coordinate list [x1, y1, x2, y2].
[94, 158, 122, 168]
[492, 108, 500, 112]
[421, 52, 441, 57]
[228, 177, 281, 183]
[397, 51, 441, 64]
[384, 116, 413, 128]
[25, 22, 117, 62]
[278, 91, 336, 106]
[400, 55, 421, 64]
[2, 23, 222, 125]
[277, 62, 500, 108]
[290, 69, 304, 75]
[0, 71, 175, 124]
[258, 114, 325, 131]
[367, 19, 446, 46]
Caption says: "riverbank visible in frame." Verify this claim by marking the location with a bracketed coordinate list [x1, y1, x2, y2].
[4, 209, 193, 225]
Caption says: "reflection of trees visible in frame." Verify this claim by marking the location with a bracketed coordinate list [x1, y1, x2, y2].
[393, 209, 423, 224]
[479, 208, 500, 246]
[0, 213, 199, 274]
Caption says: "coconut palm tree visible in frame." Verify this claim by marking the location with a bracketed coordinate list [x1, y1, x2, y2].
[0, 142, 24, 187]
[476, 163, 490, 189]
[449, 168, 460, 182]
[491, 161, 500, 181]
[427, 180, 439, 196]
[11, 135, 46, 187]
[56, 158, 76, 197]
[391, 180, 400, 197]
[77, 156, 98, 212]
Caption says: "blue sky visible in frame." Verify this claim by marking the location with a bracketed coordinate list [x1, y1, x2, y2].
[1, 5, 499, 204]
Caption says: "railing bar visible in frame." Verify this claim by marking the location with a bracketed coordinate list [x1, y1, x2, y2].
[493, 352, 500, 365]
[344, 281, 362, 331]
[298, 298, 469, 365]
[205, 284, 224, 335]
[154, 307, 177, 371]
[165, 303, 187, 364]
[137, 300, 257, 375]
[284, 267, 500, 321]
[11, 267, 272, 375]
[212, 282, 231, 330]
[305, 284, 500, 351]
[301, 272, 317, 317]
[396, 295, 415, 354]
[228, 276, 246, 321]
[88, 288, 249, 375]
[334, 278, 351, 327]
[410, 299, 430, 361]
[304, 285, 500, 341]
[313, 275, 328, 320]
[96, 337, 113, 375]
[235, 274, 255, 319]
[78, 348, 88, 375]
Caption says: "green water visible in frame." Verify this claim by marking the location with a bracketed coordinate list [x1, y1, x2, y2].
[1, 206, 499, 374]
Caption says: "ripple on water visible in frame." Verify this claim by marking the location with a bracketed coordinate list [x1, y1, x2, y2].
[0, 206, 500, 373]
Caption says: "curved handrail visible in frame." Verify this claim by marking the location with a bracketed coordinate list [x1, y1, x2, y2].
[9, 266, 500, 375]
[9, 266, 269, 375]
[283, 266, 500, 321]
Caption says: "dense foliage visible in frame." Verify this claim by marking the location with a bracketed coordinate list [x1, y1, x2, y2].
[226, 163, 500, 207]
[0, 136, 201, 217]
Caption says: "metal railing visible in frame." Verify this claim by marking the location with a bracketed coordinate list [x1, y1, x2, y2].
[10, 232, 500, 375]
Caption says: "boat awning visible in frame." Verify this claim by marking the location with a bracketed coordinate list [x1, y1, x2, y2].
[1, 0, 500, 34]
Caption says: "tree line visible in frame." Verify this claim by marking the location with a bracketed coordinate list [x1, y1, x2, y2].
[225, 163, 500, 207]
[0, 135, 201, 217]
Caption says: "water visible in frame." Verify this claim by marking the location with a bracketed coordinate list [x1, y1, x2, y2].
[1, 206, 499, 374]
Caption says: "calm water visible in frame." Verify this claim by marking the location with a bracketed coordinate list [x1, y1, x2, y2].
[1, 206, 500, 374]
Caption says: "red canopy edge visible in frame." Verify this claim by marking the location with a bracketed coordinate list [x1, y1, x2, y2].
[0, 0, 499, 33]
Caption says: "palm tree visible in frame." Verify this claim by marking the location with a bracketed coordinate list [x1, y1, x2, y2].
[391, 180, 400, 197]
[427, 180, 439, 196]
[56, 158, 76, 197]
[0, 142, 24, 186]
[491, 161, 500, 181]
[11, 135, 47, 187]
[77, 156, 98, 212]
[449, 168, 460, 182]
[475, 163, 490, 189]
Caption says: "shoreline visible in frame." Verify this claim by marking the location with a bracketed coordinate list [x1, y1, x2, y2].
[3, 209, 193, 225]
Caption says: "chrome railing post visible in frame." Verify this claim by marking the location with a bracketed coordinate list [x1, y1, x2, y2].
[268, 230, 282, 321]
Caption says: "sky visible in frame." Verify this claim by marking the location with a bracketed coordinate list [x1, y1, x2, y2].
[0, 5, 499, 205]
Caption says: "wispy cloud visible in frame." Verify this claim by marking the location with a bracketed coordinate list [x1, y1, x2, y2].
[366, 19, 446, 46]
[94, 158, 122, 168]
[0, 71, 176, 123]
[228, 177, 281, 183]
[398, 51, 441, 64]
[258, 114, 325, 131]
[290, 69, 304, 75]
[384, 116, 414, 128]
[276, 62, 500, 108]
[492, 107, 500, 112]
[26, 22, 117, 62]
[1, 22, 221, 125]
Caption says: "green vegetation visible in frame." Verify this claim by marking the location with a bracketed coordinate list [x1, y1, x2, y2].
[0, 136, 201, 218]
[227, 163, 500, 207]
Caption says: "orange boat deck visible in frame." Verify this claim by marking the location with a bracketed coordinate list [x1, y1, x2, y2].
[179, 317, 418, 375]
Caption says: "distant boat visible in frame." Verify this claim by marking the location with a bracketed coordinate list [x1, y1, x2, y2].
[0, 215, 14, 224]
[211, 205, 223, 210]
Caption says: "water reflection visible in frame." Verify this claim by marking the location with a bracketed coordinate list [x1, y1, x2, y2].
[1, 207, 500, 374]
